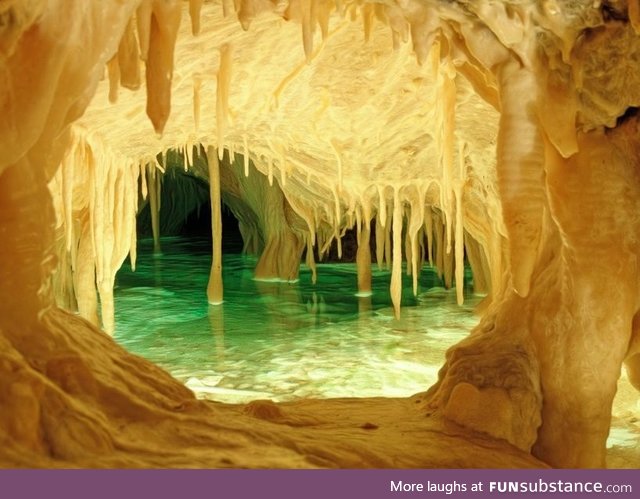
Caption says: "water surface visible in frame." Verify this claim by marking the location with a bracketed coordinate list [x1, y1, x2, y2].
[114, 237, 480, 402]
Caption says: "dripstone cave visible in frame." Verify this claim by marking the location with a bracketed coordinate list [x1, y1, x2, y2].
[1, 0, 640, 468]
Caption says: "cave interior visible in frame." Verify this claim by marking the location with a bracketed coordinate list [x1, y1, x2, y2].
[1, 0, 640, 469]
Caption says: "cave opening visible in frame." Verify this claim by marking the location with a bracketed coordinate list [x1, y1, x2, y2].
[135, 165, 244, 252]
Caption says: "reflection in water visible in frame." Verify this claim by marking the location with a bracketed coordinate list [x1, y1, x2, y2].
[112, 237, 639, 462]
[114, 236, 479, 403]
[208, 304, 225, 362]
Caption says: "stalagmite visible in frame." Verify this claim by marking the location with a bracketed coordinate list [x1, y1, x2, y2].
[206, 146, 224, 305]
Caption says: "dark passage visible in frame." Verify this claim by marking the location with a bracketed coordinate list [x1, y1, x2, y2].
[136, 168, 244, 253]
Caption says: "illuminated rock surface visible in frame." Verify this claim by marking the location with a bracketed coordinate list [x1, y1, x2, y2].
[1, 0, 639, 468]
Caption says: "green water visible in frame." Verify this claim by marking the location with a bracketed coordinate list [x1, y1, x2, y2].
[114, 237, 482, 403]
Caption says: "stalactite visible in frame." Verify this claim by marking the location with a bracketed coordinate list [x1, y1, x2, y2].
[136, 0, 152, 61]
[222, 0, 235, 18]
[464, 232, 489, 294]
[217, 44, 233, 159]
[330, 139, 343, 192]
[193, 76, 201, 131]
[147, 165, 162, 254]
[185, 142, 195, 171]
[47, 132, 141, 336]
[405, 228, 412, 277]
[280, 159, 287, 187]
[267, 156, 274, 185]
[385, 3, 410, 51]
[443, 240, 454, 290]
[140, 162, 148, 200]
[52, 237, 76, 313]
[375, 214, 384, 270]
[306, 232, 317, 284]
[631, 1, 640, 34]
[125, 164, 139, 273]
[416, 226, 425, 276]
[301, 0, 313, 63]
[384, 204, 392, 271]
[424, 206, 434, 267]
[145, 0, 182, 135]
[489, 230, 504, 301]
[207, 146, 224, 305]
[118, 18, 141, 90]
[434, 213, 444, 282]
[407, 192, 424, 296]
[75, 216, 99, 326]
[356, 214, 372, 296]
[377, 185, 387, 227]
[454, 184, 465, 305]
[390, 189, 403, 318]
[363, 4, 375, 43]
[243, 136, 250, 177]
[317, 0, 331, 40]
[497, 60, 544, 297]
[60, 142, 76, 253]
[438, 60, 457, 257]
[107, 56, 120, 104]
[188, 0, 204, 36]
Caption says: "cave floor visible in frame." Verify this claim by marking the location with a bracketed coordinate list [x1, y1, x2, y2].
[1, 301, 637, 468]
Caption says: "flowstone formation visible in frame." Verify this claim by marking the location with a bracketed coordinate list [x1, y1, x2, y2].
[1, 0, 640, 468]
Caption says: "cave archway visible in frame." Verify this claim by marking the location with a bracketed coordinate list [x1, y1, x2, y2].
[2, 0, 640, 470]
